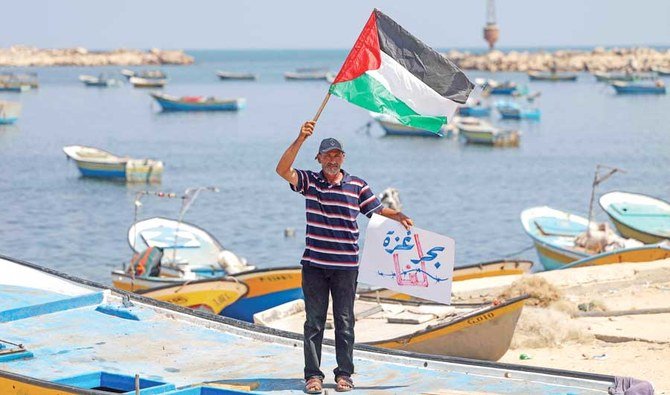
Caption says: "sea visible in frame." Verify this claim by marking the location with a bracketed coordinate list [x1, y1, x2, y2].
[1, 49, 668, 284]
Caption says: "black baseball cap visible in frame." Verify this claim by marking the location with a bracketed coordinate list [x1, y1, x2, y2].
[317, 138, 344, 156]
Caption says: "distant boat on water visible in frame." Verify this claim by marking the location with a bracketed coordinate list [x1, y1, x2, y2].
[0, 72, 38, 88]
[611, 80, 666, 95]
[0, 101, 21, 124]
[130, 76, 167, 88]
[593, 71, 656, 82]
[78, 74, 121, 87]
[370, 112, 452, 138]
[121, 69, 167, 80]
[284, 67, 333, 81]
[476, 79, 519, 95]
[63, 145, 163, 183]
[455, 117, 520, 146]
[216, 70, 257, 80]
[496, 100, 541, 120]
[528, 71, 578, 81]
[651, 66, 670, 76]
[151, 92, 245, 112]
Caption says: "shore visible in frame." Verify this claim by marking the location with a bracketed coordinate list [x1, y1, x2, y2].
[446, 47, 670, 72]
[453, 259, 670, 393]
[0, 46, 193, 66]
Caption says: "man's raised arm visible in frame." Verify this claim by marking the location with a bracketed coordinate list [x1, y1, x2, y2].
[276, 121, 315, 186]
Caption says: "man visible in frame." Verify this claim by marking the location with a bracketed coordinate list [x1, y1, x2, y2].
[276, 121, 413, 393]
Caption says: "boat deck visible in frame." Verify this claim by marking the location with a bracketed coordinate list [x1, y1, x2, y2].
[0, 256, 619, 394]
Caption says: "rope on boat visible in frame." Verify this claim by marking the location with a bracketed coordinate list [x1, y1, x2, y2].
[501, 244, 535, 258]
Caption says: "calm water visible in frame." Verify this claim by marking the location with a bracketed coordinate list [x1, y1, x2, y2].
[1, 49, 669, 284]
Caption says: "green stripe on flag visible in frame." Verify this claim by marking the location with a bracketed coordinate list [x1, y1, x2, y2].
[329, 73, 447, 133]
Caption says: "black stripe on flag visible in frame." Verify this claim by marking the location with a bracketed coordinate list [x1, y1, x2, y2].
[374, 9, 474, 104]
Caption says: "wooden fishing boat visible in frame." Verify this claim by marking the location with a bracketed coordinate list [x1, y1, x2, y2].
[216, 70, 257, 80]
[455, 117, 520, 146]
[151, 92, 246, 112]
[611, 80, 666, 94]
[139, 278, 249, 315]
[358, 258, 534, 301]
[78, 74, 121, 87]
[129, 266, 304, 322]
[370, 112, 452, 137]
[593, 71, 656, 82]
[255, 295, 529, 361]
[496, 100, 541, 120]
[559, 242, 670, 270]
[62, 145, 163, 183]
[599, 191, 670, 243]
[520, 206, 643, 270]
[528, 71, 578, 81]
[482, 80, 518, 95]
[0, 253, 633, 394]
[130, 76, 167, 88]
[0, 101, 21, 125]
[0, 82, 31, 92]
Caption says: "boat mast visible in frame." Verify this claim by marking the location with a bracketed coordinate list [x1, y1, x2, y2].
[586, 165, 624, 236]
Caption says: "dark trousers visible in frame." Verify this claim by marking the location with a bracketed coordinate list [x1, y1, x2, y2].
[302, 263, 358, 380]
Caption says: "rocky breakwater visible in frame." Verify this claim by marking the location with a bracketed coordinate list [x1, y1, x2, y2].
[0, 46, 194, 67]
[446, 47, 670, 72]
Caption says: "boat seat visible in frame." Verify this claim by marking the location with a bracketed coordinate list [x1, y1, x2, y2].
[610, 203, 670, 217]
[533, 218, 586, 237]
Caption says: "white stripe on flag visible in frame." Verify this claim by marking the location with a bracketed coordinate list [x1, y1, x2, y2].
[366, 51, 459, 119]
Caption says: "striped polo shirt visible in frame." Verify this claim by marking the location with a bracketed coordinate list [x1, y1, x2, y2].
[291, 169, 383, 270]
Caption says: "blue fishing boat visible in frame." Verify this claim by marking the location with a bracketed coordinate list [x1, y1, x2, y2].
[457, 104, 491, 117]
[488, 81, 519, 95]
[496, 100, 541, 120]
[151, 92, 246, 112]
[593, 71, 656, 82]
[369, 112, 451, 137]
[62, 145, 163, 183]
[611, 80, 666, 94]
[599, 191, 670, 244]
[0, 253, 648, 394]
[520, 206, 643, 270]
[0, 101, 21, 124]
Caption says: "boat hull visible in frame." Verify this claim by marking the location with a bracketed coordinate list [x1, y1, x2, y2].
[457, 106, 491, 117]
[155, 97, 245, 112]
[114, 267, 304, 323]
[560, 244, 670, 269]
[528, 73, 577, 81]
[367, 297, 526, 361]
[612, 85, 666, 94]
[499, 108, 541, 120]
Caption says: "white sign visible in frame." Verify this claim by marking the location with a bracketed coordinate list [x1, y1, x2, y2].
[359, 214, 455, 305]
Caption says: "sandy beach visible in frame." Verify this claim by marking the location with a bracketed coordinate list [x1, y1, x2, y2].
[452, 259, 670, 393]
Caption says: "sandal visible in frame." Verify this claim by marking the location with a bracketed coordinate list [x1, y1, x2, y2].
[304, 376, 323, 394]
[335, 375, 354, 392]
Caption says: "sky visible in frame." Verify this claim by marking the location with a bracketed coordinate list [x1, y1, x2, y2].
[1, 0, 669, 50]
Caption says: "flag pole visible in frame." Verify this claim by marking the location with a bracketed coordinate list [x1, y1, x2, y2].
[312, 92, 332, 122]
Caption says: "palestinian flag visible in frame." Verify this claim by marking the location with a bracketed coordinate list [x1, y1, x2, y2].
[329, 9, 474, 133]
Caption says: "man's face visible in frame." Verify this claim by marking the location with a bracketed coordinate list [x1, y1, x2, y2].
[318, 150, 345, 176]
